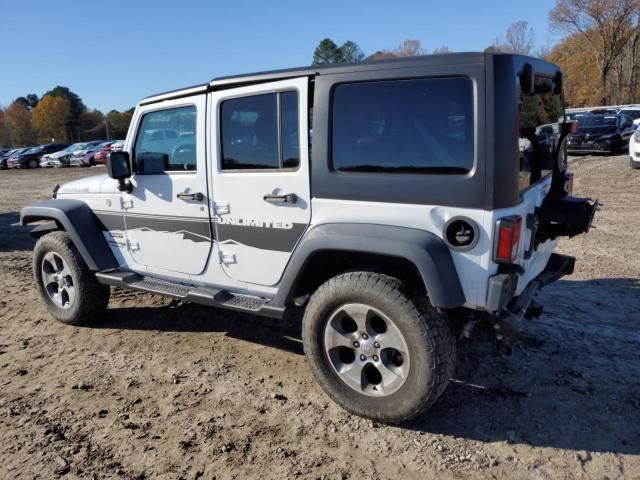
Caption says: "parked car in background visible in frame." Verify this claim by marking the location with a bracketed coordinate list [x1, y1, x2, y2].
[630, 128, 640, 169]
[67, 141, 105, 167]
[109, 140, 125, 153]
[6, 146, 37, 168]
[72, 141, 115, 167]
[41, 143, 85, 167]
[0, 148, 22, 169]
[8, 143, 70, 169]
[567, 113, 637, 155]
[41, 142, 89, 167]
[619, 107, 640, 126]
[93, 140, 124, 164]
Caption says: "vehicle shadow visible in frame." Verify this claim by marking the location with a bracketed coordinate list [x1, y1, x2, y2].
[0, 212, 35, 252]
[90, 299, 304, 356]
[409, 277, 640, 455]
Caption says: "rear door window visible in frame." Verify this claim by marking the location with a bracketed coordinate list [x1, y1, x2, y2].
[331, 77, 474, 174]
[220, 91, 300, 170]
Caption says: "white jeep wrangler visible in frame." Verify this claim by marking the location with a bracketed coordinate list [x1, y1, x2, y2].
[21, 53, 596, 423]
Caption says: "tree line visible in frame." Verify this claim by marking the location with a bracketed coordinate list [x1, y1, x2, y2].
[312, 0, 640, 107]
[3, 0, 639, 148]
[0, 87, 133, 148]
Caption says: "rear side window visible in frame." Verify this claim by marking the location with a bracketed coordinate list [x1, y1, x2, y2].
[331, 77, 474, 174]
[220, 91, 300, 170]
[133, 106, 197, 173]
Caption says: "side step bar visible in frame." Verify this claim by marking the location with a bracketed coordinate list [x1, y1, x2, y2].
[95, 269, 286, 319]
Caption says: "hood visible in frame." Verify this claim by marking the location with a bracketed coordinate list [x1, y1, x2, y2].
[48, 149, 72, 159]
[57, 174, 120, 195]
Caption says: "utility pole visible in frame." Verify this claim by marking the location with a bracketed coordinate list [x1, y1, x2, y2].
[105, 117, 111, 140]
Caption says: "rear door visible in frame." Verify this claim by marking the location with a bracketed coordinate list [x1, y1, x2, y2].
[121, 94, 213, 275]
[209, 78, 310, 286]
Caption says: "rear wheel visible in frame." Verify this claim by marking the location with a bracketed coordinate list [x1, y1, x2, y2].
[302, 271, 456, 424]
[33, 232, 110, 325]
[28, 159, 38, 169]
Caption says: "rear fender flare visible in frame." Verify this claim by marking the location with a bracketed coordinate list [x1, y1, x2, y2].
[272, 223, 465, 309]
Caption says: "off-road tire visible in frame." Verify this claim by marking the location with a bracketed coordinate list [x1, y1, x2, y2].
[302, 271, 456, 424]
[33, 231, 110, 325]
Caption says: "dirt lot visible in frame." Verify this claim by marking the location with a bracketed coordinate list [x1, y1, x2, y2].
[1, 158, 639, 479]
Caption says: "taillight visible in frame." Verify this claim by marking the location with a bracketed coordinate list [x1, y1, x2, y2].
[564, 172, 574, 195]
[494, 216, 522, 264]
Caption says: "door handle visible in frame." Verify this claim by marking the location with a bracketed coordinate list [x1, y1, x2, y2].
[263, 193, 297, 204]
[177, 191, 204, 201]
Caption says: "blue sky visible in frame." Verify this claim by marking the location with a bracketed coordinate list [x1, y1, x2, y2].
[1, 0, 558, 112]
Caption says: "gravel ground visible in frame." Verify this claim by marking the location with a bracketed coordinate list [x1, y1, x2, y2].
[1, 158, 639, 479]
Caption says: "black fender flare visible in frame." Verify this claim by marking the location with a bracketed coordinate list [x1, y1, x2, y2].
[272, 223, 465, 309]
[20, 199, 118, 271]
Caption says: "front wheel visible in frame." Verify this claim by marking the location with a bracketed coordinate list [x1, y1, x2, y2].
[28, 159, 39, 169]
[302, 272, 456, 424]
[33, 232, 110, 325]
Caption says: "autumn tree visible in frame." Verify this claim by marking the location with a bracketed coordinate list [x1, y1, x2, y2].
[488, 21, 536, 55]
[106, 109, 134, 139]
[505, 21, 536, 55]
[0, 108, 12, 147]
[549, 32, 601, 105]
[432, 46, 452, 54]
[367, 39, 428, 60]
[80, 109, 107, 140]
[549, 0, 640, 104]
[32, 95, 71, 143]
[43, 86, 87, 141]
[4, 101, 35, 146]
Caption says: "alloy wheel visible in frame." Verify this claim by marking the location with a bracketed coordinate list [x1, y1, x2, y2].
[41, 252, 76, 309]
[323, 303, 411, 396]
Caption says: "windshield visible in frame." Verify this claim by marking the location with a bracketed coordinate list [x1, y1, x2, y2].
[64, 143, 88, 153]
[578, 115, 618, 127]
[518, 77, 564, 192]
[25, 147, 41, 154]
[621, 109, 640, 120]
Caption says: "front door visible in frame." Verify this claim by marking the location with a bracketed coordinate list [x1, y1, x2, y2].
[209, 77, 310, 286]
[123, 94, 213, 275]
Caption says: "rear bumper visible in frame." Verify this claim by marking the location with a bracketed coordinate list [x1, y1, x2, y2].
[486, 253, 575, 313]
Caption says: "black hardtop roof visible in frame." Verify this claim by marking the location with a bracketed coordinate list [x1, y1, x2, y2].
[140, 52, 557, 105]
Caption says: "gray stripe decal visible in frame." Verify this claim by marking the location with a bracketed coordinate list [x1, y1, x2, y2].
[216, 222, 307, 252]
[95, 211, 125, 232]
[94, 210, 307, 251]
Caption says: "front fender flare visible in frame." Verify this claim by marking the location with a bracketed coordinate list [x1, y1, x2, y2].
[20, 199, 118, 271]
[272, 223, 465, 309]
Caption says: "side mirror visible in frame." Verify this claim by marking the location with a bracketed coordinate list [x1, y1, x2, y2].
[107, 151, 133, 192]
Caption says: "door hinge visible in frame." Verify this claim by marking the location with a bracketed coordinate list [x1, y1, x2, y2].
[126, 239, 140, 251]
[214, 202, 230, 215]
[121, 197, 134, 209]
[219, 251, 236, 264]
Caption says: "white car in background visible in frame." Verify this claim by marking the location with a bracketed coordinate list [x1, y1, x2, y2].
[630, 128, 640, 169]
[40, 142, 89, 168]
[619, 107, 640, 126]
